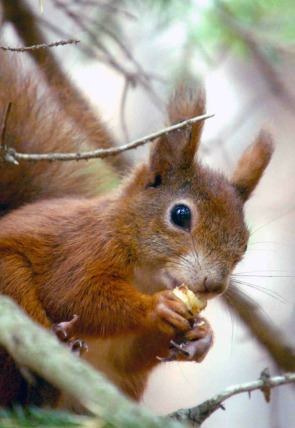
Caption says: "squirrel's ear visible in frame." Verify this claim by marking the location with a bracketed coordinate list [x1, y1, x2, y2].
[231, 130, 274, 201]
[145, 87, 206, 187]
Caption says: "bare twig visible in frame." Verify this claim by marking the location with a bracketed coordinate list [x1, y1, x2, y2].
[0, 39, 79, 52]
[1, 0, 131, 174]
[169, 371, 295, 426]
[52, 0, 164, 107]
[0, 102, 12, 154]
[2, 113, 214, 163]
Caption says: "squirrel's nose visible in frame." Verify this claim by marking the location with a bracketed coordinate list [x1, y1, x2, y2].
[202, 276, 227, 296]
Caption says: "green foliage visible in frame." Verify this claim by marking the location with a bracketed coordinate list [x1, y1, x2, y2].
[0, 406, 87, 428]
[137, 0, 295, 60]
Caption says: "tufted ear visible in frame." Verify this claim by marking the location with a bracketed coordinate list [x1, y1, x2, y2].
[231, 130, 274, 201]
[145, 87, 206, 187]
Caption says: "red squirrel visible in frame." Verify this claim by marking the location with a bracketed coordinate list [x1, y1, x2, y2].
[0, 53, 273, 406]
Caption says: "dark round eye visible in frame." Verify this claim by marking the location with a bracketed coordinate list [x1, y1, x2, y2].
[170, 204, 191, 231]
[243, 244, 248, 253]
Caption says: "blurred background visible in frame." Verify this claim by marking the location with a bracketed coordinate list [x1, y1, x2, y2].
[1, 1, 295, 427]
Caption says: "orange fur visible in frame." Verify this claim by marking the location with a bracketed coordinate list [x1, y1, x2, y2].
[0, 58, 274, 406]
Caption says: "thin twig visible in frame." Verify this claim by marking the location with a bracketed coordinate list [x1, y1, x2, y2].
[2, 113, 214, 163]
[169, 371, 295, 426]
[52, 0, 164, 107]
[0, 39, 79, 52]
[2, 0, 130, 173]
[0, 102, 12, 154]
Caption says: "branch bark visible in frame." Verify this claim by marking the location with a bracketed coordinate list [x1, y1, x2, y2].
[169, 370, 295, 426]
[0, 295, 294, 427]
[0, 295, 187, 428]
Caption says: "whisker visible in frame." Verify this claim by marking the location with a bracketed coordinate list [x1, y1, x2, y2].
[231, 279, 288, 304]
[234, 269, 295, 275]
[247, 246, 278, 251]
[227, 285, 274, 325]
[251, 206, 295, 235]
[166, 263, 201, 282]
[222, 294, 235, 352]
[168, 249, 192, 266]
[165, 259, 199, 277]
[168, 247, 201, 278]
[248, 241, 287, 246]
[168, 253, 194, 270]
[233, 274, 295, 278]
[188, 233, 200, 267]
[202, 247, 213, 263]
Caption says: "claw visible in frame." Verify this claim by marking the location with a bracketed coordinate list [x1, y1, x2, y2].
[68, 338, 88, 356]
[51, 314, 79, 342]
[156, 316, 213, 363]
[170, 340, 190, 356]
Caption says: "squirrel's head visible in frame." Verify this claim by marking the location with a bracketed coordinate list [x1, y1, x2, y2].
[120, 88, 274, 299]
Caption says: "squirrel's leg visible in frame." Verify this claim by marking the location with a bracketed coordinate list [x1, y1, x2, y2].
[114, 330, 173, 400]
[0, 252, 52, 327]
[81, 320, 213, 402]
[81, 329, 178, 402]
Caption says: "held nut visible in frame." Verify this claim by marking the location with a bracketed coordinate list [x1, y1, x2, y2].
[172, 284, 207, 315]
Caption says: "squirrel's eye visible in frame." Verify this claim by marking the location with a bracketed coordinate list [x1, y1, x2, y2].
[243, 244, 248, 253]
[170, 204, 191, 231]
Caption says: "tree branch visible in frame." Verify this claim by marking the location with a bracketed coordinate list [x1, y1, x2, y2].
[1, 111, 214, 163]
[0, 295, 187, 428]
[0, 39, 79, 52]
[0, 102, 12, 154]
[224, 285, 295, 372]
[0, 295, 294, 427]
[1, 0, 131, 173]
[169, 370, 295, 426]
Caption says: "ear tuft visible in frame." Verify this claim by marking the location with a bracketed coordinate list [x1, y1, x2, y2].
[168, 85, 206, 161]
[168, 84, 206, 125]
[231, 130, 274, 201]
[145, 85, 207, 187]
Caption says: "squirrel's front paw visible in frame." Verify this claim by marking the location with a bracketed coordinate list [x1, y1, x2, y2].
[51, 314, 79, 341]
[150, 290, 192, 335]
[158, 317, 213, 362]
[51, 315, 88, 357]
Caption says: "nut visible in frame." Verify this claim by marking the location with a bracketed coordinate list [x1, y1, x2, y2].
[173, 284, 207, 315]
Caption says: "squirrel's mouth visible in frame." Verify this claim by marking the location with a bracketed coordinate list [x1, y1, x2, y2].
[167, 274, 204, 296]
[166, 272, 219, 299]
[166, 272, 182, 290]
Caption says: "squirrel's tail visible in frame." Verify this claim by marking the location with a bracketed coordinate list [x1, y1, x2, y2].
[0, 53, 114, 217]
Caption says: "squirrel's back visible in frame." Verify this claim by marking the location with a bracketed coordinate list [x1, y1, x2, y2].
[0, 53, 114, 217]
